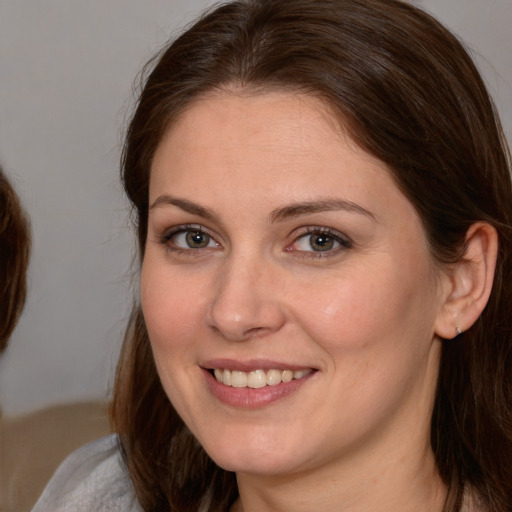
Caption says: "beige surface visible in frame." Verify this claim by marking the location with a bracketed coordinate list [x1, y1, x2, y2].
[0, 402, 110, 512]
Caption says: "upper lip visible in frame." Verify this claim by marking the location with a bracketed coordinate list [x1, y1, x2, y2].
[201, 358, 316, 372]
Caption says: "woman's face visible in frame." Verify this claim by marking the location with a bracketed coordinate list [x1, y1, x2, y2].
[141, 91, 448, 477]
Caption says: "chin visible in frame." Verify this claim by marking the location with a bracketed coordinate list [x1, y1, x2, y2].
[212, 453, 298, 476]
[200, 432, 311, 476]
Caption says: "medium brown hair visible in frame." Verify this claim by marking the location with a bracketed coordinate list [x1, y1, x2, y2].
[111, 1, 512, 510]
[0, 167, 30, 351]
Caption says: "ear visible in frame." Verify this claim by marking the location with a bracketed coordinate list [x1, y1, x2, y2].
[435, 222, 498, 340]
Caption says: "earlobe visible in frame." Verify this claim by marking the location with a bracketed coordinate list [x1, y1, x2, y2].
[435, 222, 498, 340]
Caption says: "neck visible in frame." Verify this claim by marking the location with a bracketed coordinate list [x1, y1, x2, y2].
[232, 437, 447, 512]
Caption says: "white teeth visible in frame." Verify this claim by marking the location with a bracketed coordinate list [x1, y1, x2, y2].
[248, 370, 267, 389]
[213, 368, 312, 387]
[222, 369, 232, 386]
[231, 371, 247, 388]
[266, 369, 282, 386]
[281, 370, 293, 383]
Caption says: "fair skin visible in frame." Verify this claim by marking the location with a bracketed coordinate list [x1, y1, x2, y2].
[141, 90, 497, 512]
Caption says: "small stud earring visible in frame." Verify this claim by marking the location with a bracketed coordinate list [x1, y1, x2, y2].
[455, 325, 462, 336]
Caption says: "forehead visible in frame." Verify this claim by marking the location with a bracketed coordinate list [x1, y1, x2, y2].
[150, 90, 389, 194]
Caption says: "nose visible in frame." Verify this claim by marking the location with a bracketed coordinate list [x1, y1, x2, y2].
[207, 255, 286, 341]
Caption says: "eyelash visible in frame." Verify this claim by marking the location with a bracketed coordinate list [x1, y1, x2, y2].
[158, 225, 352, 258]
[288, 227, 352, 258]
[159, 224, 220, 255]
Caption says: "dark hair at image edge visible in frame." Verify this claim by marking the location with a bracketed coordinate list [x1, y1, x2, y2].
[110, 1, 512, 510]
[0, 167, 30, 351]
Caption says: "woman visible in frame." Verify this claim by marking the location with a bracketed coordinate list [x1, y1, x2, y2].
[32, 0, 512, 511]
[0, 166, 30, 351]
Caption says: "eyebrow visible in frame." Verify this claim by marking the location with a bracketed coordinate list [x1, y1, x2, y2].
[149, 195, 376, 223]
[269, 199, 377, 223]
[149, 195, 216, 219]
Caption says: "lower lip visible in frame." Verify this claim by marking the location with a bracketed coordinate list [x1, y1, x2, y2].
[203, 369, 315, 408]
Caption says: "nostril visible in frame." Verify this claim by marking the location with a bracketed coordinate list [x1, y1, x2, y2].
[207, 282, 287, 341]
[245, 326, 271, 338]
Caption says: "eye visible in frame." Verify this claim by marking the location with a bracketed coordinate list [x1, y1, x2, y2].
[289, 228, 351, 254]
[163, 226, 219, 250]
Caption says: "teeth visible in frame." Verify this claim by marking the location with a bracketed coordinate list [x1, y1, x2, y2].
[213, 368, 312, 388]
[222, 369, 232, 386]
[266, 369, 282, 386]
[231, 371, 247, 388]
[248, 370, 267, 389]
[281, 370, 293, 383]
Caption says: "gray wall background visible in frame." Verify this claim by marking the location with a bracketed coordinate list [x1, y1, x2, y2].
[0, 0, 510, 416]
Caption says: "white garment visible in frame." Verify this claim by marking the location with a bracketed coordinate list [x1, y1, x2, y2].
[31, 434, 143, 512]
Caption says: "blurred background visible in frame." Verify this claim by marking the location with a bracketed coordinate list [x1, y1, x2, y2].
[0, 0, 510, 510]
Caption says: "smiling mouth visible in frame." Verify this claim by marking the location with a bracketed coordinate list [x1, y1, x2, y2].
[212, 368, 313, 388]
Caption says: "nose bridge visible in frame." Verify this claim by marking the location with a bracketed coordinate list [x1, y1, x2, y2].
[207, 249, 285, 341]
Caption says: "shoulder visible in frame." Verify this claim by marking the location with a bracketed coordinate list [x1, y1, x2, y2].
[31, 434, 142, 512]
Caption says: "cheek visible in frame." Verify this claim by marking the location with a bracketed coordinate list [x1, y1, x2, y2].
[140, 256, 208, 352]
[291, 260, 435, 357]
[139, 256, 209, 423]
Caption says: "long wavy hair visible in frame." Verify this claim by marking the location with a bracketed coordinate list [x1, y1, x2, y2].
[0, 166, 30, 351]
[111, 1, 512, 510]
